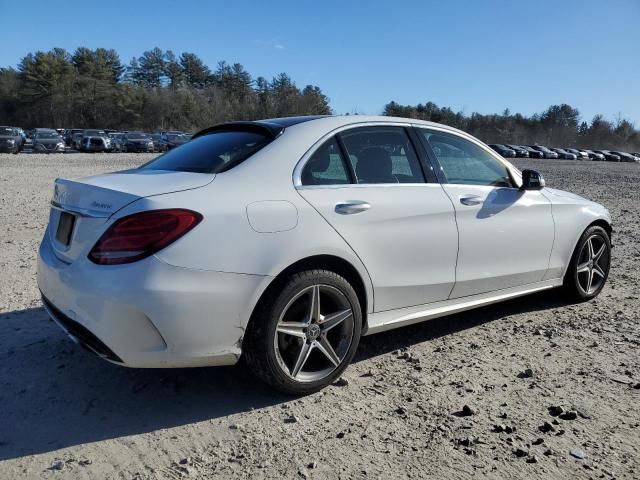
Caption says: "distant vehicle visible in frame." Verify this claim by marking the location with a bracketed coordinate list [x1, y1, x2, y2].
[15, 128, 27, 148]
[488, 144, 516, 158]
[160, 132, 191, 151]
[505, 145, 529, 158]
[148, 133, 163, 152]
[0, 126, 23, 154]
[32, 130, 65, 153]
[631, 152, 640, 161]
[64, 129, 83, 147]
[82, 129, 112, 151]
[520, 146, 544, 159]
[80, 136, 108, 153]
[551, 148, 577, 160]
[593, 150, 621, 162]
[71, 132, 84, 150]
[122, 132, 154, 152]
[610, 151, 638, 163]
[564, 148, 590, 160]
[108, 133, 125, 152]
[529, 145, 559, 159]
[582, 150, 605, 161]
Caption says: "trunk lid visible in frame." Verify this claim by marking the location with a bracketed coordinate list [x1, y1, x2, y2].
[48, 169, 214, 263]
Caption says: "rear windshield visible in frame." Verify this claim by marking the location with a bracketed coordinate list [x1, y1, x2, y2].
[140, 130, 272, 174]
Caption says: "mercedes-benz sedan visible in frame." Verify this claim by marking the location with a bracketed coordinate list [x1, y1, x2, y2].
[38, 115, 613, 394]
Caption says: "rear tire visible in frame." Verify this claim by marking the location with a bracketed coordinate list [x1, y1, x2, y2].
[563, 225, 611, 301]
[244, 269, 362, 395]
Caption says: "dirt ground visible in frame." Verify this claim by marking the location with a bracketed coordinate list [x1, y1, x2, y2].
[0, 153, 638, 479]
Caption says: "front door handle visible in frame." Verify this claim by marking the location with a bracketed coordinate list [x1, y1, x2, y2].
[335, 201, 371, 215]
[459, 195, 484, 206]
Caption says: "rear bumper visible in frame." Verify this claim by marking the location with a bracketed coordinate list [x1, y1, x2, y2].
[37, 232, 270, 368]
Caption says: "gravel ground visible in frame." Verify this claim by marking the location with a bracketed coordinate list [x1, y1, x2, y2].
[0, 153, 638, 479]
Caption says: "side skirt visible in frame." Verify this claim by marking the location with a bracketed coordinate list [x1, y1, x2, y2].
[364, 278, 563, 335]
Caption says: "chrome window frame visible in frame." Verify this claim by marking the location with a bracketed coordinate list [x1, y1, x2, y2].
[293, 121, 522, 190]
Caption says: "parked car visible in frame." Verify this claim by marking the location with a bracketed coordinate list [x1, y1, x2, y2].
[564, 148, 590, 160]
[109, 133, 125, 152]
[64, 129, 83, 147]
[631, 152, 640, 161]
[0, 126, 23, 153]
[505, 145, 529, 158]
[160, 132, 191, 151]
[16, 128, 27, 147]
[32, 130, 66, 153]
[80, 136, 108, 153]
[551, 148, 577, 160]
[82, 129, 112, 151]
[488, 144, 516, 158]
[529, 145, 559, 159]
[610, 151, 638, 163]
[38, 115, 613, 394]
[71, 132, 85, 150]
[521, 146, 544, 159]
[149, 133, 163, 152]
[593, 150, 621, 162]
[583, 150, 605, 161]
[122, 132, 154, 152]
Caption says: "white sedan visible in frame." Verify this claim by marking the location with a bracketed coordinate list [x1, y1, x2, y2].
[38, 115, 612, 394]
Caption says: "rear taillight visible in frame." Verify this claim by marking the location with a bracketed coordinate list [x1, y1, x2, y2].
[88, 209, 202, 265]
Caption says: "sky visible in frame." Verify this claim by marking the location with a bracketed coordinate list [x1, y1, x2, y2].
[1, 0, 638, 124]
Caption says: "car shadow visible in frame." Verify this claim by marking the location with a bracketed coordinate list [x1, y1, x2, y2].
[0, 289, 572, 460]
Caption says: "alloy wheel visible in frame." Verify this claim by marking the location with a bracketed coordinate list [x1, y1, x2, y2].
[576, 234, 609, 295]
[273, 284, 354, 383]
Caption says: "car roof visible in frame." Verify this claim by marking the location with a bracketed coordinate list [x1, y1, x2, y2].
[194, 115, 472, 141]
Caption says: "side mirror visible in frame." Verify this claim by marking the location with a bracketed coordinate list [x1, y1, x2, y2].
[521, 169, 545, 190]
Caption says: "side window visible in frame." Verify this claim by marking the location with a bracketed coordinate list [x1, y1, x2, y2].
[421, 130, 513, 187]
[301, 137, 351, 186]
[339, 127, 424, 184]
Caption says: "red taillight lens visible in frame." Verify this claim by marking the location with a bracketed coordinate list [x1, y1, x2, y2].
[88, 209, 203, 265]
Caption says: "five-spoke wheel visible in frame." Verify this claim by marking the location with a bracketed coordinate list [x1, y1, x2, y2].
[565, 225, 611, 300]
[244, 270, 362, 395]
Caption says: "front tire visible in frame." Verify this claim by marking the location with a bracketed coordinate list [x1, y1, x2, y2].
[563, 225, 611, 301]
[244, 270, 362, 395]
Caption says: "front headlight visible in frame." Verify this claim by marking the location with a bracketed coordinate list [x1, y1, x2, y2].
[7, 139, 15, 144]
[57, 142, 65, 148]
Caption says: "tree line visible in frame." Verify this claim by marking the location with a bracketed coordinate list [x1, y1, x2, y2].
[0, 47, 331, 131]
[1, 46, 638, 151]
[383, 101, 640, 151]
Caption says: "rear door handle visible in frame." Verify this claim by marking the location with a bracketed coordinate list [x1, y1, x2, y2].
[335, 201, 371, 215]
[459, 195, 484, 206]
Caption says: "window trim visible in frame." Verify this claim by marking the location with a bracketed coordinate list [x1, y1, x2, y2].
[414, 126, 522, 188]
[294, 121, 433, 189]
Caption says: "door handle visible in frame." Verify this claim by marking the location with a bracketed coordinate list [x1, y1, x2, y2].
[335, 201, 371, 215]
[459, 195, 484, 206]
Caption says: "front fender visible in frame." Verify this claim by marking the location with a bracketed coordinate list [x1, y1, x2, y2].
[542, 188, 612, 280]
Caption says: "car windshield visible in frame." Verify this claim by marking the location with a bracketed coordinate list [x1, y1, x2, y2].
[84, 130, 105, 136]
[38, 132, 60, 139]
[0, 127, 15, 136]
[141, 130, 272, 174]
[126, 133, 149, 140]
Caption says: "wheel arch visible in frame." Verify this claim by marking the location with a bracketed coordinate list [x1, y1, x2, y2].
[246, 254, 371, 335]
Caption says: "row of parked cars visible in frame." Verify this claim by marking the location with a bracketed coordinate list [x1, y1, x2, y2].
[488, 143, 640, 163]
[61, 128, 193, 153]
[0, 126, 192, 154]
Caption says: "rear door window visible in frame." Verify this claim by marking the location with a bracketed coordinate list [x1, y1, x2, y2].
[141, 130, 272, 174]
[338, 127, 425, 184]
